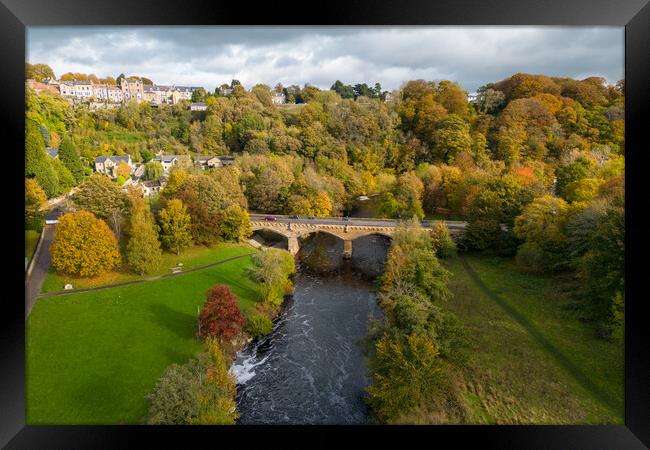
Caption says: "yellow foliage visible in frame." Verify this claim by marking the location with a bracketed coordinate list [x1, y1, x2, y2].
[50, 211, 121, 277]
[311, 191, 333, 217]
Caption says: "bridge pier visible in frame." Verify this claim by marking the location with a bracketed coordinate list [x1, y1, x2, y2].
[287, 237, 299, 256]
[343, 239, 352, 259]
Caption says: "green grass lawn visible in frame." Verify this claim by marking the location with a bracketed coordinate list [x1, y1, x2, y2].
[42, 243, 254, 293]
[444, 253, 623, 424]
[27, 250, 261, 424]
[25, 230, 40, 264]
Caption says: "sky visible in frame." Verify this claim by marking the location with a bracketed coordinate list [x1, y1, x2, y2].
[26, 26, 624, 93]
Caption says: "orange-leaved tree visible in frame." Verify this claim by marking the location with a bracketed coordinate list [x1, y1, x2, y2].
[197, 284, 245, 342]
[50, 210, 121, 277]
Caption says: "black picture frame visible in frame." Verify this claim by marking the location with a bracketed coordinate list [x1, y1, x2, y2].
[2, 0, 649, 447]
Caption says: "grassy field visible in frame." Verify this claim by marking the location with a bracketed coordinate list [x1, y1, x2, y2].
[25, 230, 40, 264]
[42, 243, 253, 293]
[27, 249, 261, 424]
[444, 253, 624, 424]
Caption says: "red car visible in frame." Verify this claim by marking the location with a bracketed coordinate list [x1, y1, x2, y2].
[264, 216, 277, 221]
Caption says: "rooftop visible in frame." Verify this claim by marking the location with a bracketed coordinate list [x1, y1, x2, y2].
[95, 155, 132, 163]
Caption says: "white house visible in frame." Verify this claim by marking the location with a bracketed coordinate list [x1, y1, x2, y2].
[194, 155, 222, 169]
[94, 155, 135, 178]
[191, 102, 207, 111]
[271, 92, 286, 105]
[153, 155, 179, 172]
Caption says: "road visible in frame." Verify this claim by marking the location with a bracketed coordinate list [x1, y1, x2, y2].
[25, 207, 66, 318]
[248, 214, 467, 231]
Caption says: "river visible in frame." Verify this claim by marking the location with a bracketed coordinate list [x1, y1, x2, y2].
[230, 232, 388, 425]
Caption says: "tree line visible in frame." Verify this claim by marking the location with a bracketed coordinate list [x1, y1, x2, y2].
[26, 70, 625, 337]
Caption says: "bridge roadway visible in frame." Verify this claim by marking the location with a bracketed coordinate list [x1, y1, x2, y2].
[248, 214, 467, 231]
[248, 214, 467, 256]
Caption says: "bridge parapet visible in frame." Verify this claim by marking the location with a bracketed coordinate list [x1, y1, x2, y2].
[249, 219, 465, 255]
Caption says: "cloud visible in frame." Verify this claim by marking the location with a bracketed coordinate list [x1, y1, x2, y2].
[26, 26, 623, 92]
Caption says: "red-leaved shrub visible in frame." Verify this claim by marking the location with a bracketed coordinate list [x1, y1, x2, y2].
[197, 284, 245, 341]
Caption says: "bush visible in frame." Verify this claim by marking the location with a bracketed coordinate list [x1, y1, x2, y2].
[430, 223, 456, 259]
[248, 249, 296, 306]
[50, 211, 121, 277]
[245, 314, 273, 338]
[464, 218, 501, 251]
[515, 241, 546, 272]
[25, 213, 44, 232]
[366, 333, 446, 422]
[145, 362, 201, 424]
[146, 339, 238, 425]
[192, 338, 239, 424]
[495, 230, 521, 257]
[197, 284, 246, 342]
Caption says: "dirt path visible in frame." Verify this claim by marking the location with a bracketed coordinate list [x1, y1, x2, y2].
[458, 254, 621, 413]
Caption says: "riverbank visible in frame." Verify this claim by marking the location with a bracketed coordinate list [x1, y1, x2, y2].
[26, 249, 261, 424]
[443, 253, 623, 424]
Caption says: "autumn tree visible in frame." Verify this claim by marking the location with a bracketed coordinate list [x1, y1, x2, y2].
[366, 333, 445, 423]
[26, 63, 55, 81]
[218, 205, 252, 242]
[248, 249, 296, 306]
[378, 172, 425, 219]
[50, 211, 120, 277]
[579, 195, 624, 334]
[146, 338, 238, 425]
[513, 195, 570, 271]
[197, 284, 246, 341]
[176, 189, 220, 246]
[125, 195, 162, 275]
[72, 174, 131, 241]
[311, 191, 333, 217]
[432, 114, 472, 163]
[25, 178, 47, 230]
[493, 73, 561, 101]
[157, 198, 193, 254]
[115, 161, 133, 179]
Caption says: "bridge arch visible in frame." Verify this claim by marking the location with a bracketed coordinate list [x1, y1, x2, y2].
[250, 224, 293, 239]
[250, 228, 290, 250]
[296, 229, 347, 241]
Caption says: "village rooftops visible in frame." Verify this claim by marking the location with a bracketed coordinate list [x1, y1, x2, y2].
[94, 155, 132, 164]
[194, 154, 218, 162]
[153, 155, 179, 163]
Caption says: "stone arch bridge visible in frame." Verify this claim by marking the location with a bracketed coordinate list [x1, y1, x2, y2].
[249, 216, 466, 257]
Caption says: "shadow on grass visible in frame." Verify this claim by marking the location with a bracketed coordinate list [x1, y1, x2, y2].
[458, 254, 622, 415]
[148, 303, 197, 339]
